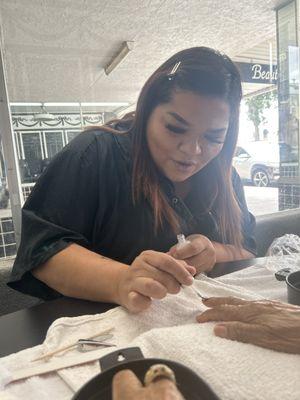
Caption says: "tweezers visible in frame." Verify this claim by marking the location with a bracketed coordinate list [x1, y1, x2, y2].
[77, 335, 116, 352]
[190, 286, 208, 300]
[77, 334, 116, 352]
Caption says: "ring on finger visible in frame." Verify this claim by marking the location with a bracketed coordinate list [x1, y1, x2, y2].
[144, 364, 176, 386]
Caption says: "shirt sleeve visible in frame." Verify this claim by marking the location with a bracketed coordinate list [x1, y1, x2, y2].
[232, 168, 257, 256]
[8, 130, 109, 299]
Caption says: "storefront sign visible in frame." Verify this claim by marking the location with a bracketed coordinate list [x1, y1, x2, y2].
[235, 62, 278, 84]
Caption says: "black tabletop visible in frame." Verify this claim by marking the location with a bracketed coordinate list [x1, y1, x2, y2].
[0, 257, 265, 358]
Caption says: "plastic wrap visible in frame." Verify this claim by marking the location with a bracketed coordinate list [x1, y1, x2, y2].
[265, 234, 300, 273]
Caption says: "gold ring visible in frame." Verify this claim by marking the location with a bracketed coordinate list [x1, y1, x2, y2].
[144, 364, 176, 386]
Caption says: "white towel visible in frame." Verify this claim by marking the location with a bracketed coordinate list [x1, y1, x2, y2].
[1, 265, 299, 400]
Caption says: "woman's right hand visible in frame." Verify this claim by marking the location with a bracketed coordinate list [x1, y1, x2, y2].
[116, 250, 196, 313]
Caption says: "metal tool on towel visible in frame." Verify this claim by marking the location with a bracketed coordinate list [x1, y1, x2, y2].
[31, 327, 115, 362]
[77, 334, 116, 352]
[189, 285, 208, 300]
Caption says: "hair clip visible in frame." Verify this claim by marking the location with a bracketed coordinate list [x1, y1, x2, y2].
[167, 61, 181, 80]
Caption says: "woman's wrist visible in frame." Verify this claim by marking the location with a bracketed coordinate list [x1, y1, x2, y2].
[212, 242, 254, 262]
[114, 265, 130, 306]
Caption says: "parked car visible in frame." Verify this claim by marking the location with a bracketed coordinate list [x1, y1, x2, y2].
[233, 142, 280, 187]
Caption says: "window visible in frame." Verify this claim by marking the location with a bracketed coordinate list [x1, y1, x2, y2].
[44, 131, 64, 159]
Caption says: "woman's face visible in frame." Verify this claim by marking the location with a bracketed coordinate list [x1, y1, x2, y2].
[146, 91, 230, 183]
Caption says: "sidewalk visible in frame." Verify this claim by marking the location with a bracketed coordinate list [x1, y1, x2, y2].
[244, 185, 278, 216]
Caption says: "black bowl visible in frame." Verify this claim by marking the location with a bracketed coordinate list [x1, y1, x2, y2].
[287, 270, 300, 306]
[72, 347, 220, 400]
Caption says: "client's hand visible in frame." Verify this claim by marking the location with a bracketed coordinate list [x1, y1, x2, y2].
[112, 369, 184, 400]
[197, 296, 300, 354]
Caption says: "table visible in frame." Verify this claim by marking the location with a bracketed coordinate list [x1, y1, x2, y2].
[0, 257, 265, 358]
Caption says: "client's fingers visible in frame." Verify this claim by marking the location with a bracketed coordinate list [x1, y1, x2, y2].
[202, 296, 248, 307]
[113, 370, 142, 400]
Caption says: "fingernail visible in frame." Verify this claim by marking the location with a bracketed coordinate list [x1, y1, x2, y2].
[186, 275, 194, 285]
[214, 324, 227, 338]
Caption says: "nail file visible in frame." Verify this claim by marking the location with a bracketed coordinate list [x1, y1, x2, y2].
[176, 234, 208, 301]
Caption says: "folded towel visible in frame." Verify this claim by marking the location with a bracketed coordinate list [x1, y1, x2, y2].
[1, 265, 299, 400]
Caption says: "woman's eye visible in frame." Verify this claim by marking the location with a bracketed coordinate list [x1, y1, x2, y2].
[206, 136, 224, 144]
[165, 124, 186, 134]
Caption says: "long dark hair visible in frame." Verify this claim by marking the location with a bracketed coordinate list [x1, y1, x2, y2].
[94, 47, 243, 248]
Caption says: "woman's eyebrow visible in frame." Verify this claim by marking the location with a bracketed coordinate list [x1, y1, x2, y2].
[167, 113, 227, 134]
[167, 112, 190, 127]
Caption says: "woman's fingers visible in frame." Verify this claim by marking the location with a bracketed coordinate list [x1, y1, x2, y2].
[113, 370, 142, 400]
[171, 238, 206, 259]
[185, 264, 197, 276]
[122, 250, 197, 313]
[127, 291, 152, 313]
[142, 251, 194, 285]
[185, 248, 215, 272]
[169, 235, 216, 274]
[131, 277, 168, 300]
[145, 265, 182, 294]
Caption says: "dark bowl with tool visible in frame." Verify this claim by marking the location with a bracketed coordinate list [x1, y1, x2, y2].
[275, 268, 300, 306]
[72, 347, 220, 400]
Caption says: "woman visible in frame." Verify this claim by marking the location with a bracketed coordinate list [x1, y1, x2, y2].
[9, 47, 256, 312]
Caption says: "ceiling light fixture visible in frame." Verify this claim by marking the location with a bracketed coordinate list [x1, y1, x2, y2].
[104, 41, 134, 75]
[34, 105, 55, 121]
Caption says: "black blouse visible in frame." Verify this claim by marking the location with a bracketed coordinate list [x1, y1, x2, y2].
[9, 129, 257, 299]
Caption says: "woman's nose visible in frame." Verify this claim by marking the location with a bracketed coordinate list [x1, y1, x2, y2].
[178, 139, 202, 156]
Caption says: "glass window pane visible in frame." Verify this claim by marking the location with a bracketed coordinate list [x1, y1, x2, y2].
[44, 131, 64, 159]
[21, 132, 43, 180]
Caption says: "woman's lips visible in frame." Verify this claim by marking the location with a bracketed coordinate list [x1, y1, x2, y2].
[172, 159, 197, 172]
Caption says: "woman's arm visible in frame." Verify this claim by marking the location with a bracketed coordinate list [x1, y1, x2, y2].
[32, 243, 127, 304]
[32, 243, 196, 312]
[212, 241, 254, 262]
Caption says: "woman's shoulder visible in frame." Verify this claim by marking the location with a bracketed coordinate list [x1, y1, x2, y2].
[62, 127, 131, 165]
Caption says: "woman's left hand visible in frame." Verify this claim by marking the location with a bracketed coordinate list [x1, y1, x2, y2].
[169, 234, 216, 274]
